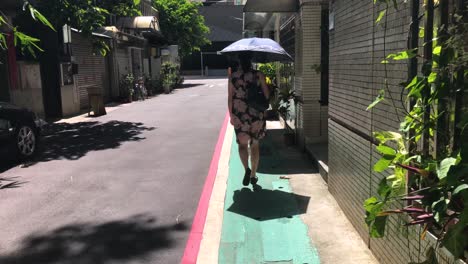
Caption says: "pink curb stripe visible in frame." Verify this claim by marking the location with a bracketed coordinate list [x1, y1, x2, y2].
[181, 112, 230, 264]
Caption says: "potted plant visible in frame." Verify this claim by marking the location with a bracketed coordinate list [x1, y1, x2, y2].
[276, 85, 296, 146]
[119, 73, 135, 103]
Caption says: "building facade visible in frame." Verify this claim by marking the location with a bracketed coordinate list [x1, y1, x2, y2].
[0, 0, 164, 118]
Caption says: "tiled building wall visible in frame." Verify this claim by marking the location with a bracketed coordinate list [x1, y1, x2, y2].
[294, 1, 328, 148]
[328, 0, 458, 263]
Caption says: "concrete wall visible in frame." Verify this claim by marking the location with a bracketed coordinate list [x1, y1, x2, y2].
[328, 0, 458, 263]
[9, 62, 44, 116]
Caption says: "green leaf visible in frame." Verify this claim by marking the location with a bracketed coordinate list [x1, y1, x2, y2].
[364, 197, 382, 213]
[374, 131, 406, 152]
[376, 145, 397, 156]
[377, 178, 391, 198]
[433, 45, 441, 56]
[0, 15, 6, 25]
[367, 89, 384, 110]
[0, 34, 6, 50]
[386, 49, 418, 60]
[376, 10, 386, 24]
[407, 78, 427, 99]
[28, 5, 56, 31]
[370, 216, 388, 238]
[388, 166, 407, 194]
[134, 0, 141, 5]
[374, 155, 394, 172]
[437, 157, 457, 180]
[453, 184, 468, 195]
[428, 72, 437, 83]
[419, 27, 425, 38]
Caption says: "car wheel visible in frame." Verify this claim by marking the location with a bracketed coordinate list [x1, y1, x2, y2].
[15, 124, 37, 159]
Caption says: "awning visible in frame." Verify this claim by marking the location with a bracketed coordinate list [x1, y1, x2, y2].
[244, 0, 299, 13]
[71, 28, 112, 39]
[117, 16, 161, 33]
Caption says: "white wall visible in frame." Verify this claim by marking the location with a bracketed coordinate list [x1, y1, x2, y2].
[10, 62, 45, 116]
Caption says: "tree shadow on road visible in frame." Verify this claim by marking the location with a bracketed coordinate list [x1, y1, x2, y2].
[0, 121, 156, 173]
[0, 214, 187, 264]
[0, 177, 27, 189]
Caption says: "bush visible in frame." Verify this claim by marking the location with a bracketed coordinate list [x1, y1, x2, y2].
[119, 73, 134, 99]
[161, 62, 183, 93]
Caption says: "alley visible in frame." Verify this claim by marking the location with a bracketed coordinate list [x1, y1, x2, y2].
[0, 78, 228, 264]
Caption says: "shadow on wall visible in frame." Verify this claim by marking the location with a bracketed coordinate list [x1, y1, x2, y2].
[0, 121, 156, 173]
[257, 128, 318, 175]
[0, 214, 187, 264]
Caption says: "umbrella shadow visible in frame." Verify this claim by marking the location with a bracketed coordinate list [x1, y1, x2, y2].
[227, 186, 310, 221]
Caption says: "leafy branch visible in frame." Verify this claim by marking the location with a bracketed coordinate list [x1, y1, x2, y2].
[364, 0, 467, 262]
[0, 1, 55, 58]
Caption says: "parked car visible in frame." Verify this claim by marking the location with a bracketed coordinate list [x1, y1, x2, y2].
[0, 102, 45, 159]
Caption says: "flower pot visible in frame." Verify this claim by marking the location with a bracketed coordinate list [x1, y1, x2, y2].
[163, 85, 171, 94]
[266, 109, 279, 120]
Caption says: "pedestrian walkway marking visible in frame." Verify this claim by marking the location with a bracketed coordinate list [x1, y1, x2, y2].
[218, 135, 320, 264]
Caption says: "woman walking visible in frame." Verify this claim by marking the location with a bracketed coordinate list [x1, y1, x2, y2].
[228, 52, 270, 186]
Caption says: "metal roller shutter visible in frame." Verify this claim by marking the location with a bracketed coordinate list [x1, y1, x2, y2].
[116, 48, 130, 78]
[72, 33, 107, 109]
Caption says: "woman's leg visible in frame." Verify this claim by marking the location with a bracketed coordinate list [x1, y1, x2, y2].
[250, 139, 260, 177]
[237, 133, 250, 170]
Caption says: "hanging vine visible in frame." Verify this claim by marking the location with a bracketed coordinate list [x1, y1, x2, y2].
[364, 0, 467, 262]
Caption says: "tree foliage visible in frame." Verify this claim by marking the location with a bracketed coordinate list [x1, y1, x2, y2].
[0, 0, 141, 57]
[37, 0, 143, 55]
[0, 1, 55, 57]
[152, 0, 210, 58]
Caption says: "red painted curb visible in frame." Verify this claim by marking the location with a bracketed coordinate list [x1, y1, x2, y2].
[181, 112, 230, 264]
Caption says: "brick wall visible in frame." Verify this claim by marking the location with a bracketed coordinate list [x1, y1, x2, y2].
[328, 0, 458, 263]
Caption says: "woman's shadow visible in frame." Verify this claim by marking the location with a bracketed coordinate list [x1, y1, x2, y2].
[227, 185, 310, 221]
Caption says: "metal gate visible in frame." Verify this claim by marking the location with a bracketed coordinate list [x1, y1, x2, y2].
[72, 33, 109, 109]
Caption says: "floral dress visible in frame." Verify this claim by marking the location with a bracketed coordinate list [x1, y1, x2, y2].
[230, 70, 266, 142]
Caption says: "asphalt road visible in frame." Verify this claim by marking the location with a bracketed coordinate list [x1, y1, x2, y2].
[0, 77, 227, 264]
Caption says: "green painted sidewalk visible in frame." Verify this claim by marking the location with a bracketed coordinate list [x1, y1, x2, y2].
[218, 132, 320, 264]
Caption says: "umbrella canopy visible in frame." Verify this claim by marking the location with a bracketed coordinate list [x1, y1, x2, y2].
[220, 37, 293, 63]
